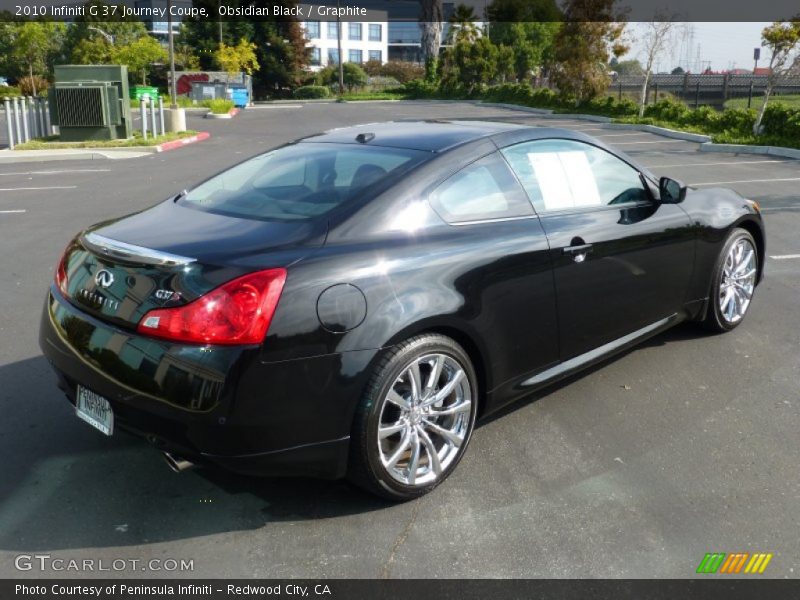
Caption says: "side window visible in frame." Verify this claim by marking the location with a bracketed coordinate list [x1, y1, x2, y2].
[501, 139, 649, 213]
[429, 153, 534, 224]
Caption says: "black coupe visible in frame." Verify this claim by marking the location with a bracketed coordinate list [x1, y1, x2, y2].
[40, 121, 765, 500]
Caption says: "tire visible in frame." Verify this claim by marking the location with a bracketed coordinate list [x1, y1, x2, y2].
[348, 334, 478, 501]
[703, 227, 758, 332]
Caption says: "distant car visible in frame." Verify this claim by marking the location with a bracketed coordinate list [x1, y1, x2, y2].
[40, 121, 765, 500]
[0, 77, 9, 87]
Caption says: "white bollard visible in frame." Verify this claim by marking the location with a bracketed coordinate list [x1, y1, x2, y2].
[4, 97, 14, 149]
[20, 96, 29, 142]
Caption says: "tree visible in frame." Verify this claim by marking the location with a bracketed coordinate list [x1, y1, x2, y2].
[636, 17, 680, 116]
[215, 38, 259, 77]
[441, 37, 498, 93]
[420, 0, 444, 80]
[447, 4, 480, 44]
[487, 0, 562, 81]
[12, 22, 66, 96]
[671, 66, 685, 75]
[613, 59, 644, 77]
[112, 35, 167, 85]
[179, 18, 253, 71]
[753, 18, 800, 135]
[550, 0, 628, 103]
[63, 1, 149, 59]
[71, 36, 115, 64]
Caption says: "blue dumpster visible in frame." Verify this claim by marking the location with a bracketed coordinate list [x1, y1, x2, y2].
[229, 86, 249, 108]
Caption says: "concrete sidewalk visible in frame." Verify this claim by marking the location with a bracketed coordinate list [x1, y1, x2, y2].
[0, 148, 153, 163]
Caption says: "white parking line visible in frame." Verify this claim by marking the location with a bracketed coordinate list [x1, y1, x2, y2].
[0, 186, 77, 191]
[594, 132, 659, 137]
[0, 169, 110, 176]
[0, 209, 26, 214]
[770, 254, 800, 260]
[612, 140, 689, 145]
[691, 178, 800, 186]
[644, 160, 795, 168]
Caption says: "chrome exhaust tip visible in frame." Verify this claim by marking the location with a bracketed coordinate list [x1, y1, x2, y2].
[162, 451, 194, 473]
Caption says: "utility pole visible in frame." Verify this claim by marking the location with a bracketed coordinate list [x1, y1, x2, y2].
[167, 0, 177, 109]
[337, 0, 344, 99]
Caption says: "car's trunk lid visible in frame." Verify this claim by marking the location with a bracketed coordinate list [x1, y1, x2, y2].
[59, 199, 325, 330]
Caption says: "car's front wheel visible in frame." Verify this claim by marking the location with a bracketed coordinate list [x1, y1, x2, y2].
[348, 334, 478, 501]
[704, 227, 758, 332]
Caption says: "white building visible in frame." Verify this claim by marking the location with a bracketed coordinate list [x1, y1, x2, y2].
[299, 5, 389, 71]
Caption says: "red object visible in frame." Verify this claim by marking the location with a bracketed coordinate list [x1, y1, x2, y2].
[55, 247, 69, 297]
[137, 268, 287, 346]
[155, 131, 210, 153]
[176, 72, 209, 96]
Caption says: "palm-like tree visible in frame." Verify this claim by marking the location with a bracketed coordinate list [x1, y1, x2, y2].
[419, 0, 444, 75]
[447, 4, 480, 44]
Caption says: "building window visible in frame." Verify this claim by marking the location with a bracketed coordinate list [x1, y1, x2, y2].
[327, 21, 340, 39]
[369, 24, 382, 41]
[328, 48, 340, 65]
[349, 22, 362, 41]
[368, 50, 382, 62]
[348, 49, 363, 63]
[306, 21, 320, 39]
[311, 47, 321, 66]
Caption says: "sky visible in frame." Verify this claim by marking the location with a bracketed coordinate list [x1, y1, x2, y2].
[626, 22, 772, 73]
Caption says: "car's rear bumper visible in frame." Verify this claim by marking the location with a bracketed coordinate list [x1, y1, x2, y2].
[38, 287, 375, 479]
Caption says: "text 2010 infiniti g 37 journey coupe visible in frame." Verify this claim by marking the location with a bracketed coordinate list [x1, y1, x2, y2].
[40, 121, 765, 500]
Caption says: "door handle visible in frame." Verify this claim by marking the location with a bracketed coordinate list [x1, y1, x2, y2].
[563, 243, 593, 263]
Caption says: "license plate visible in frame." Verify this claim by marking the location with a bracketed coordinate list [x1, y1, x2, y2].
[76, 385, 114, 436]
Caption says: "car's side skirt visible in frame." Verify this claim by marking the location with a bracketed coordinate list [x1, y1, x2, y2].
[522, 313, 681, 390]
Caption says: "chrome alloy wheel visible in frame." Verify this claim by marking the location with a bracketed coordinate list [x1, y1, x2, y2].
[377, 353, 473, 486]
[719, 237, 757, 324]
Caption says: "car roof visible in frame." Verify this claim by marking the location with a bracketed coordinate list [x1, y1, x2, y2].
[300, 120, 534, 152]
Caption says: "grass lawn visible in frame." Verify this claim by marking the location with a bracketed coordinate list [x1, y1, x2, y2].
[14, 130, 199, 150]
[724, 94, 800, 110]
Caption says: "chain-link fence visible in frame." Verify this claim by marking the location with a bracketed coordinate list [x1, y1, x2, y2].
[609, 74, 800, 107]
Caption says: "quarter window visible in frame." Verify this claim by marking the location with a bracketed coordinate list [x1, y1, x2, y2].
[429, 153, 534, 224]
[501, 139, 649, 212]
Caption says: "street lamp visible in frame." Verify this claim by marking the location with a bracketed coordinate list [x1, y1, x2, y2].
[87, 26, 114, 45]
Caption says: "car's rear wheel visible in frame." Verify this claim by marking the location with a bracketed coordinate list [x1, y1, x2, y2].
[704, 228, 758, 332]
[348, 334, 478, 501]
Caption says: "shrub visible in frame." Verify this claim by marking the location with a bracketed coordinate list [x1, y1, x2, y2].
[717, 107, 756, 136]
[17, 75, 49, 97]
[294, 85, 331, 99]
[681, 105, 720, 130]
[317, 63, 368, 90]
[362, 59, 383, 77]
[403, 79, 440, 99]
[202, 98, 234, 114]
[759, 102, 800, 138]
[0, 85, 22, 98]
[379, 61, 425, 84]
[644, 98, 689, 122]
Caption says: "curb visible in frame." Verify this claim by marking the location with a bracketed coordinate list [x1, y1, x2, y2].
[600, 123, 712, 143]
[204, 108, 240, 119]
[699, 143, 800, 160]
[0, 148, 153, 162]
[154, 131, 211, 152]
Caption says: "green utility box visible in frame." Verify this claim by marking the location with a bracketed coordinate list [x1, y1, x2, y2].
[133, 85, 159, 100]
[49, 65, 132, 141]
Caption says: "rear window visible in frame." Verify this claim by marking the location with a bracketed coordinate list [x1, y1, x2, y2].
[180, 142, 427, 220]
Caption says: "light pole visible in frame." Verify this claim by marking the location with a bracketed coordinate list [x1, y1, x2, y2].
[337, 0, 344, 99]
[167, 0, 177, 109]
[87, 26, 114, 45]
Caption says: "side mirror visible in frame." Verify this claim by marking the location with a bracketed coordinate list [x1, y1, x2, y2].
[659, 177, 686, 204]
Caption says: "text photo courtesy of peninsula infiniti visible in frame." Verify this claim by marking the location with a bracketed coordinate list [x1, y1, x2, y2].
[39, 120, 765, 501]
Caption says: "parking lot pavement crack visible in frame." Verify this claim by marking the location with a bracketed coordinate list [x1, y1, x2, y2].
[380, 501, 421, 579]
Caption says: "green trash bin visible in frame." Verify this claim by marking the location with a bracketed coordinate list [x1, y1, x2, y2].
[133, 85, 159, 100]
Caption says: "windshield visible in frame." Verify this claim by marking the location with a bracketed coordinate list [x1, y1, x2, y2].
[180, 142, 427, 221]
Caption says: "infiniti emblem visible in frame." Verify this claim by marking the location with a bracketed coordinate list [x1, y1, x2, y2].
[94, 269, 115, 288]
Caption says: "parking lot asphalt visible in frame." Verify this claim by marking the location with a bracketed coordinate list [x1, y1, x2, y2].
[1, 101, 798, 579]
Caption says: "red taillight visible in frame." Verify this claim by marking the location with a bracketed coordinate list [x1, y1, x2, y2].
[55, 249, 69, 297]
[137, 268, 287, 345]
